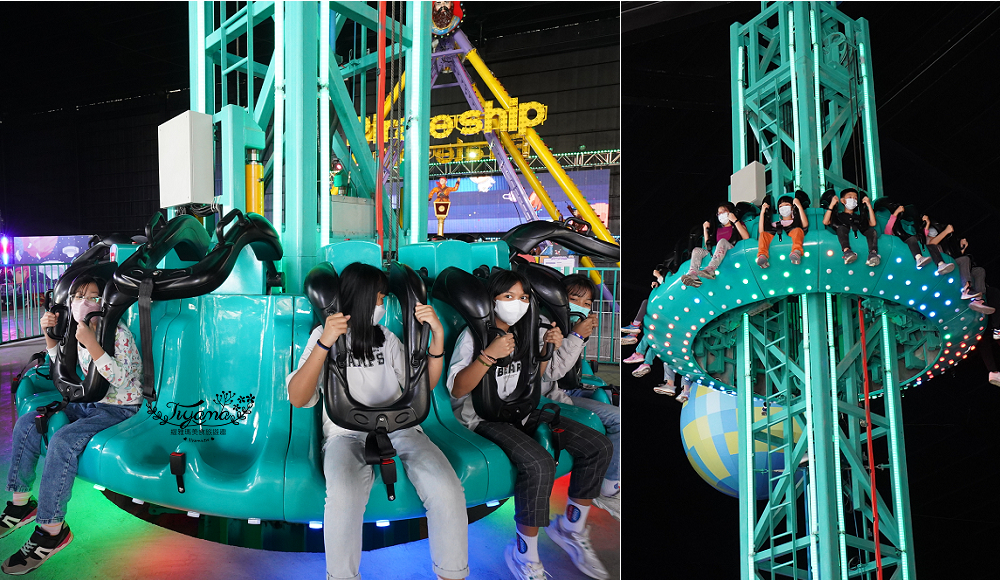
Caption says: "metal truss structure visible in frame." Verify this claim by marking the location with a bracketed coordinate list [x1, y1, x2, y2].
[428, 149, 621, 177]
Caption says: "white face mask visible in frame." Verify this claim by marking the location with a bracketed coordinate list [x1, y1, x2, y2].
[569, 302, 591, 317]
[495, 299, 529, 326]
[717, 213, 730, 225]
[844, 198, 858, 210]
[778, 205, 793, 217]
[372, 303, 386, 326]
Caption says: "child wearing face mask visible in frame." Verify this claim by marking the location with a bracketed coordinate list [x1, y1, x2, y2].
[447, 269, 613, 580]
[756, 195, 809, 269]
[823, 188, 880, 266]
[681, 202, 749, 287]
[1, 275, 142, 574]
[286, 262, 468, 580]
[536, 274, 621, 522]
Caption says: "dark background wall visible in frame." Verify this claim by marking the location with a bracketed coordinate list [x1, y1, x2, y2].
[0, 2, 620, 240]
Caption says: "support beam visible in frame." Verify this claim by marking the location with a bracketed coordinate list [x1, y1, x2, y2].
[403, 0, 430, 244]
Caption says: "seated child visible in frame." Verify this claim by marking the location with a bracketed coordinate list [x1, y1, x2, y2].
[539, 274, 621, 522]
[823, 188, 880, 266]
[2, 275, 142, 574]
[681, 202, 750, 287]
[446, 269, 612, 580]
[757, 195, 809, 268]
[286, 263, 468, 580]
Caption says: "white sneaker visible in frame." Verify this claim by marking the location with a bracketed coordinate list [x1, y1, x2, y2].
[990, 372, 1000, 387]
[546, 516, 609, 580]
[915, 254, 931, 269]
[504, 542, 547, 580]
[653, 382, 676, 396]
[962, 286, 982, 300]
[675, 385, 691, 403]
[593, 492, 621, 522]
[936, 261, 955, 275]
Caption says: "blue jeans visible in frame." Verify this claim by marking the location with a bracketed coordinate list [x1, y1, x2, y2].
[7, 402, 139, 524]
[563, 390, 620, 482]
[322, 428, 469, 580]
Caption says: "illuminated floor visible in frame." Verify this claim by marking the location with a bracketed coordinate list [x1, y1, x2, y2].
[1, 339, 620, 579]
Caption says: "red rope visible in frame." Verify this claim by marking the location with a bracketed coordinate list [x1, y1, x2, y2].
[857, 301, 884, 580]
[374, 1, 386, 251]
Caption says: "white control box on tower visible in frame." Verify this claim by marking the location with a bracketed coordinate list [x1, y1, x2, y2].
[731, 161, 766, 205]
[157, 110, 214, 208]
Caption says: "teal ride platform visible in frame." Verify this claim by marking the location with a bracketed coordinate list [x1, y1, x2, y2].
[646, 207, 985, 395]
[15, 236, 607, 524]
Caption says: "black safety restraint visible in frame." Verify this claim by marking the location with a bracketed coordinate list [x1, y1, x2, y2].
[138, 277, 156, 401]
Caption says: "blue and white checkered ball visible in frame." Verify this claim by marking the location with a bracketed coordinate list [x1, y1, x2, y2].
[679, 384, 801, 498]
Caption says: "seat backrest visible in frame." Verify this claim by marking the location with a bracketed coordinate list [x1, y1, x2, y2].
[399, 240, 472, 279]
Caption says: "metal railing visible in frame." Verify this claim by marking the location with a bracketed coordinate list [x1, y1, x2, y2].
[1, 264, 69, 344]
[548, 265, 621, 365]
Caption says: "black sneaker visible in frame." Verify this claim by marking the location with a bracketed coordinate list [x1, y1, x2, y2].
[843, 249, 858, 264]
[0, 500, 38, 539]
[1, 524, 73, 575]
[865, 252, 881, 267]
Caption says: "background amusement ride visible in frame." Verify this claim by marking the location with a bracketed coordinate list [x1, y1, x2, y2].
[9, 0, 620, 551]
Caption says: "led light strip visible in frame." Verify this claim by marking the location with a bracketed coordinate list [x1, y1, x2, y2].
[738, 46, 747, 168]
[859, 43, 878, 199]
[741, 313, 755, 574]
[810, 9, 826, 191]
[788, 12, 803, 190]
[881, 312, 910, 578]
[800, 295, 820, 580]
[827, 293, 849, 580]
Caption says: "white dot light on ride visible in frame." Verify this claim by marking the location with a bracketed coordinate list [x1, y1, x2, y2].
[769, 290, 775, 295]
[376, 520, 390, 528]
[486, 500, 500, 507]
[784, 271, 790, 278]
[649, 324, 655, 330]
[905, 280, 912, 285]
[743, 278, 749, 284]
[725, 285, 731, 290]
[921, 285, 928, 291]
[699, 317, 706, 323]
[309, 521, 323, 529]
[658, 304, 663, 310]
[896, 257, 903, 263]
[779, 255, 786, 261]
[684, 307, 690, 312]
[669, 295, 674, 300]
[887, 274, 894, 280]
[761, 274, 768, 280]
[666, 333, 672, 338]
[920, 305, 926, 310]
[248, 518, 261, 525]
[805, 269, 812, 274]
[870, 271, 876, 277]
[735, 262, 741, 268]
[848, 270, 854, 276]
[708, 291, 714, 296]
[694, 298, 701, 304]
[929, 312, 936, 318]
[668, 323, 675, 329]
[674, 315, 680, 321]
[894, 295, 900, 300]
[949, 278, 955, 284]
[807, 286, 813, 290]
[934, 292, 941, 298]
[944, 299, 951, 305]
[94, 485, 106, 491]
[737, 299, 742, 304]
[752, 294, 759, 299]
[827, 250, 834, 257]
[908, 299, 915, 305]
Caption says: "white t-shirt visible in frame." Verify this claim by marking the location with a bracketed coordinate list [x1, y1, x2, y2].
[445, 327, 522, 431]
[288, 325, 408, 440]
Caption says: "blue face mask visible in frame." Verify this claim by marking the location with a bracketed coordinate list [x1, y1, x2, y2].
[569, 302, 591, 317]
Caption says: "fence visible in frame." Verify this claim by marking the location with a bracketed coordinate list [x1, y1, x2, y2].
[548, 265, 621, 365]
[1, 264, 69, 344]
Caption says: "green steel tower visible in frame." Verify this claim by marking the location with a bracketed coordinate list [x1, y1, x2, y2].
[646, 2, 985, 579]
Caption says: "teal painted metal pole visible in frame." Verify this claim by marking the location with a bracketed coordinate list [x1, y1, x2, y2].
[881, 313, 916, 577]
[273, 0, 285, 245]
[189, 1, 215, 115]
[803, 292, 841, 579]
[736, 313, 755, 580]
[404, 0, 430, 245]
[283, 1, 319, 293]
[319, 0, 331, 247]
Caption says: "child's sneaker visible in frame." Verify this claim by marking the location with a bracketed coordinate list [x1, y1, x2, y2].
[504, 542, 547, 580]
[2, 524, 73, 575]
[680, 274, 702, 287]
[631, 364, 651, 378]
[936, 261, 954, 275]
[675, 384, 692, 403]
[698, 268, 716, 280]
[969, 299, 995, 315]
[789, 250, 802, 265]
[546, 516, 610, 580]
[990, 372, 1000, 387]
[620, 335, 638, 346]
[0, 500, 38, 540]
[843, 249, 858, 265]
[865, 252, 881, 267]
[994, 329, 1000, 341]
[962, 285, 982, 300]
[915, 254, 931, 269]
[622, 353, 644, 365]
[756, 254, 769, 268]
[653, 382, 676, 396]
[621, 324, 641, 335]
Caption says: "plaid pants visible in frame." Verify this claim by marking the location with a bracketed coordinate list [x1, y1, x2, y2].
[475, 417, 612, 527]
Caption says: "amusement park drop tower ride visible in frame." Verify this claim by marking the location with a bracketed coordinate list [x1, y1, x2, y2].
[646, 3, 988, 579]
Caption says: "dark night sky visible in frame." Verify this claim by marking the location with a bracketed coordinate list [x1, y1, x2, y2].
[622, 2, 1000, 578]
